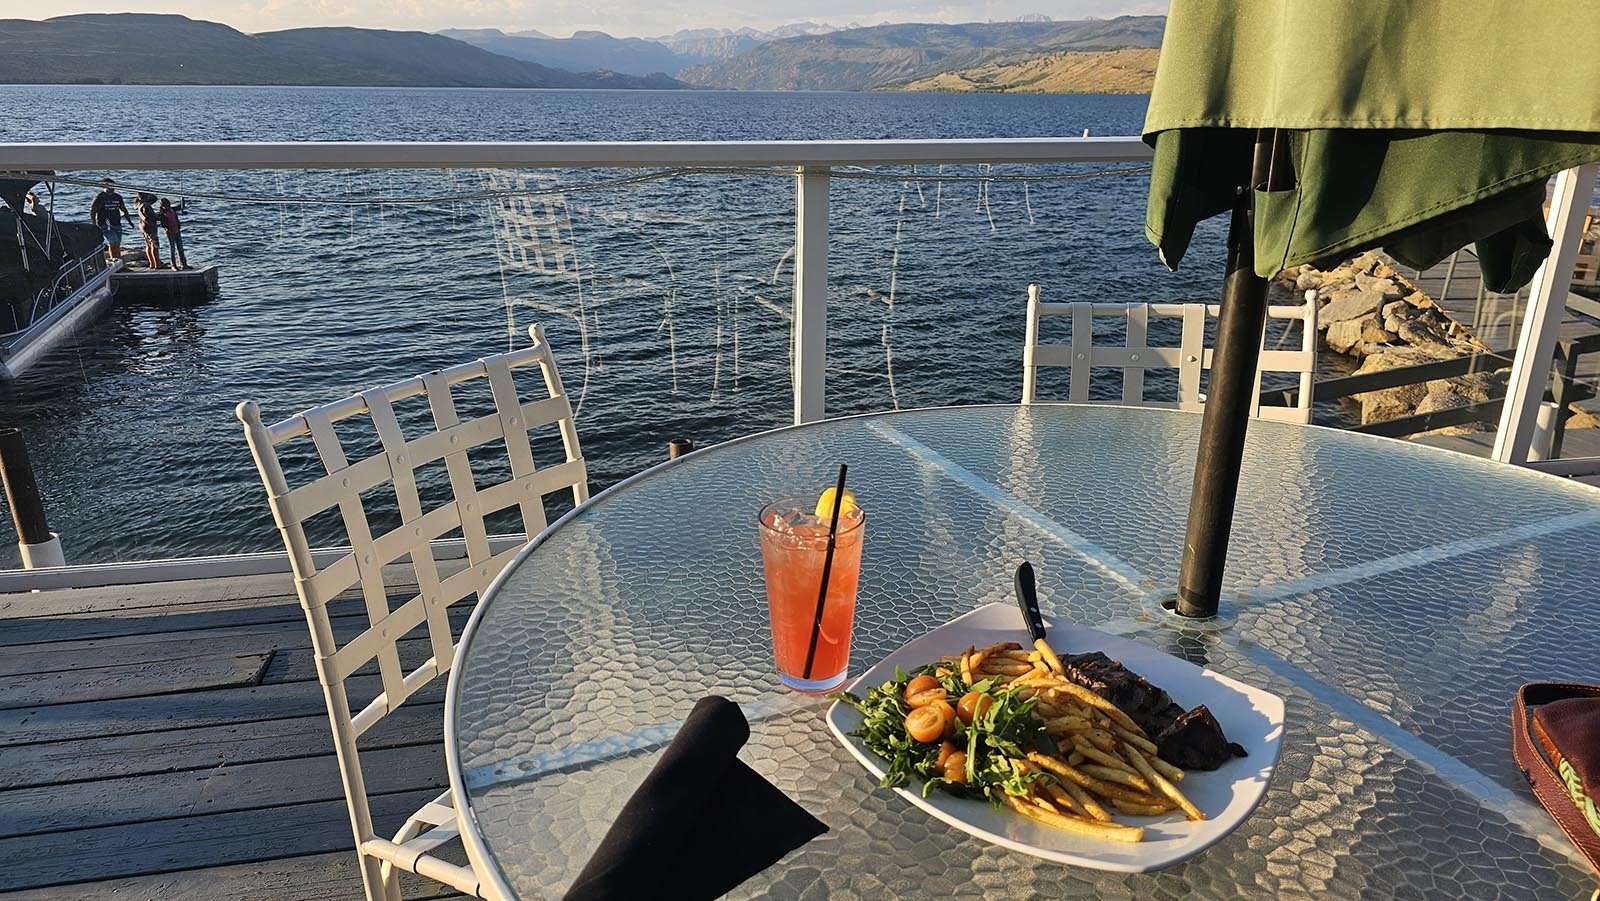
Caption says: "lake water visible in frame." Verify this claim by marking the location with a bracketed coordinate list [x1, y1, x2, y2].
[0, 86, 1239, 567]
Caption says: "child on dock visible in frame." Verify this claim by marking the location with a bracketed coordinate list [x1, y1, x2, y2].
[159, 198, 187, 271]
[136, 193, 163, 270]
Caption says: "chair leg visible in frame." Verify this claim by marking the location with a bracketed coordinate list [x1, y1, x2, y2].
[360, 852, 404, 901]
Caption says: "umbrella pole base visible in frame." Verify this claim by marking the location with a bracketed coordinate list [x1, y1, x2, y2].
[1175, 130, 1286, 619]
[1147, 592, 1238, 632]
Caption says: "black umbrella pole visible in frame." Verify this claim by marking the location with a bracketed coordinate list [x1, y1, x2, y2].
[1175, 132, 1284, 618]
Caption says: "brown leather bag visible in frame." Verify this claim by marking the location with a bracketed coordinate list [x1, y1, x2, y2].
[1513, 682, 1600, 880]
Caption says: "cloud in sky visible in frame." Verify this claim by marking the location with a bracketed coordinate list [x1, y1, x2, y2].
[4, 0, 1167, 38]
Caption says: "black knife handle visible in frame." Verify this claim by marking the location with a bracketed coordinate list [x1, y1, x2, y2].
[1014, 561, 1046, 641]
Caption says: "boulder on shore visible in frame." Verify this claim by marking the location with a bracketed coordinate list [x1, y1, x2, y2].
[1350, 346, 1456, 424]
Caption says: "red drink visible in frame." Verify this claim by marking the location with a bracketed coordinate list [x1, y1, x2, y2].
[757, 494, 865, 692]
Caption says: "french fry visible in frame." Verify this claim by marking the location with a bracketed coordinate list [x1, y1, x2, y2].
[1043, 714, 1095, 734]
[1070, 735, 1140, 775]
[1113, 725, 1159, 755]
[1002, 794, 1145, 843]
[1111, 798, 1177, 817]
[1082, 729, 1119, 754]
[979, 661, 1034, 676]
[1056, 778, 1112, 822]
[1046, 680, 1144, 735]
[960, 647, 975, 687]
[1034, 637, 1066, 675]
[1041, 782, 1082, 816]
[1029, 754, 1166, 808]
[970, 642, 1021, 673]
[1148, 753, 1186, 784]
[1080, 764, 1152, 792]
[1012, 669, 1056, 688]
[1125, 746, 1204, 821]
[1066, 750, 1086, 766]
[1031, 699, 1065, 719]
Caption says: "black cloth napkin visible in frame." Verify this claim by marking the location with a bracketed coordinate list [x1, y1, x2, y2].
[564, 696, 828, 901]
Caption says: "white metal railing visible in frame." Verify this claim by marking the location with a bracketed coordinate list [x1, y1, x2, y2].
[4, 247, 108, 338]
[0, 138, 1153, 423]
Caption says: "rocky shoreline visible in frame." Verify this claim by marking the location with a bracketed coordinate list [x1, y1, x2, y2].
[1281, 252, 1509, 433]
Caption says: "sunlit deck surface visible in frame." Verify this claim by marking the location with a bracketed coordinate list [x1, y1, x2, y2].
[0, 568, 466, 900]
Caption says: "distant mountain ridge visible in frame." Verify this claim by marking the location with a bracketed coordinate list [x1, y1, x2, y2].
[439, 27, 690, 76]
[0, 14, 688, 88]
[442, 22, 842, 76]
[679, 16, 1166, 91]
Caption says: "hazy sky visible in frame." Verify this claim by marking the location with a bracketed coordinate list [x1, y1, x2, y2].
[1, 1, 1166, 39]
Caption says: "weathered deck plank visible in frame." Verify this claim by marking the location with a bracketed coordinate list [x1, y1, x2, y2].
[0, 743, 445, 838]
[0, 787, 439, 890]
[0, 852, 460, 901]
[0, 652, 270, 710]
[3, 705, 441, 791]
[0, 602, 469, 679]
[0, 571, 465, 897]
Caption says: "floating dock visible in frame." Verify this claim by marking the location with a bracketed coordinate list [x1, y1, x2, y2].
[110, 263, 219, 304]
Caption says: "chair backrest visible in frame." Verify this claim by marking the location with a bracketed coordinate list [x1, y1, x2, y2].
[236, 322, 588, 845]
[1021, 284, 1318, 423]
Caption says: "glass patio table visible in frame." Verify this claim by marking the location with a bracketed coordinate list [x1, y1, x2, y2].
[445, 404, 1600, 899]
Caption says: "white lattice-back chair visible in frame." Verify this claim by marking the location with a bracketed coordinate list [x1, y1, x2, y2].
[1020, 283, 1318, 423]
[236, 324, 588, 901]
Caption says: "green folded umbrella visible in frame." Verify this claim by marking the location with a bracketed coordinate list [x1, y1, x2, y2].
[1144, 0, 1600, 293]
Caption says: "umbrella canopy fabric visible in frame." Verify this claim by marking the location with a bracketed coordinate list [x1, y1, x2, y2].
[1143, 0, 1600, 292]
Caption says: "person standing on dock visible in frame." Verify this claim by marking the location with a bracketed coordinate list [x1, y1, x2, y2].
[135, 192, 163, 270]
[159, 198, 187, 271]
[89, 180, 132, 262]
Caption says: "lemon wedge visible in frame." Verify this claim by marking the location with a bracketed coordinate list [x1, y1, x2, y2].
[815, 487, 860, 519]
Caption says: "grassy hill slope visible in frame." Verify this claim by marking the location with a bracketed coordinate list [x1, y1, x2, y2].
[897, 48, 1159, 94]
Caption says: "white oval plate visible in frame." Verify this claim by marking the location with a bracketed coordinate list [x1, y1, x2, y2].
[825, 603, 1284, 872]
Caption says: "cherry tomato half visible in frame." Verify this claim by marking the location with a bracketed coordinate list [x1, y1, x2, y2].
[925, 699, 958, 737]
[942, 751, 969, 783]
[904, 706, 946, 743]
[956, 691, 994, 726]
[903, 675, 944, 707]
[936, 739, 959, 769]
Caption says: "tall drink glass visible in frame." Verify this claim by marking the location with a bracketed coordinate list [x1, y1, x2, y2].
[757, 494, 866, 692]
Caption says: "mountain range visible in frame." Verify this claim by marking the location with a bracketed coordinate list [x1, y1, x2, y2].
[441, 23, 840, 77]
[0, 14, 685, 88]
[0, 13, 1167, 93]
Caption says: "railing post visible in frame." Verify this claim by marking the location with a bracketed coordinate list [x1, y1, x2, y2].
[1493, 162, 1600, 464]
[793, 166, 829, 424]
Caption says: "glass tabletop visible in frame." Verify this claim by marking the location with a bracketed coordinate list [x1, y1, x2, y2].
[447, 404, 1600, 899]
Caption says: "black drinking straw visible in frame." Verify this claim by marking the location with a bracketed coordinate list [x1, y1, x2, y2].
[802, 463, 849, 680]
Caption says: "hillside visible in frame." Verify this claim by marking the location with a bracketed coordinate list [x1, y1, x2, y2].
[0, 14, 687, 88]
[898, 48, 1159, 94]
[679, 16, 1165, 91]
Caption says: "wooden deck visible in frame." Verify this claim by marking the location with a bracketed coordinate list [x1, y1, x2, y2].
[0, 568, 466, 900]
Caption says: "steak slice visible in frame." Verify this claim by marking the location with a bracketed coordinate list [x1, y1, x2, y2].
[1155, 705, 1247, 771]
[1059, 651, 1184, 736]
[1057, 652, 1247, 771]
